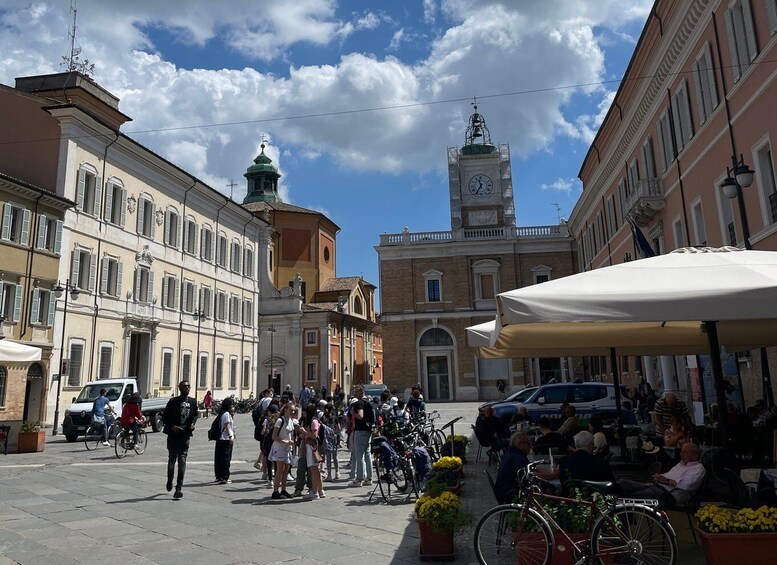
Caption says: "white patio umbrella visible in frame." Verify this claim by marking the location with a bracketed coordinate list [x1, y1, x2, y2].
[0, 339, 42, 362]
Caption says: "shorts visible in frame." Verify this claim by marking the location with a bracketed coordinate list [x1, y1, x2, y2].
[268, 442, 292, 463]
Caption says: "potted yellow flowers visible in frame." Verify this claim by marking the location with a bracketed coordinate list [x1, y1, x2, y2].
[415, 490, 471, 560]
[430, 456, 464, 494]
[695, 505, 777, 564]
[441, 434, 469, 461]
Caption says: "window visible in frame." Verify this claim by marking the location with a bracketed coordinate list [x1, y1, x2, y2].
[242, 298, 253, 327]
[162, 274, 179, 310]
[30, 288, 55, 326]
[1, 203, 31, 245]
[134, 266, 154, 304]
[229, 356, 237, 388]
[243, 247, 254, 278]
[184, 217, 198, 255]
[137, 196, 156, 239]
[306, 330, 317, 345]
[0, 282, 22, 322]
[656, 110, 674, 172]
[539, 385, 570, 404]
[76, 167, 101, 216]
[216, 232, 227, 268]
[673, 218, 685, 249]
[640, 138, 657, 180]
[423, 270, 442, 302]
[104, 181, 126, 226]
[181, 280, 196, 313]
[198, 354, 208, 389]
[532, 265, 552, 285]
[0, 366, 6, 407]
[627, 160, 639, 192]
[769, 0, 777, 36]
[306, 361, 317, 382]
[100, 256, 122, 297]
[479, 274, 495, 299]
[242, 358, 250, 389]
[71, 248, 96, 293]
[35, 216, 63, 254]
[98, 344, 112, 380]
[618, 179, 628, 221]
[161, 350, 173, 388]
[756, 142, 777, 224]
[725, 0, 758, 81]
[606, 195, 618, 236]
[181, 352, 191, 384]
[164, 209, 180, 248]
[215, 356, 224, 388]
[419, 328, 454, 347]
[200, 226, 214, 261]
[229, 295, 240, 324]
[693, 43, 719, 125]
[230, 240, 241, 272]
[572, 385, 608, 403]
[199, 286, 213, 318]
[68, 342, 84, 387]
[671, 81, 694, 151]
[691, 201, 708, 246]
[215, 290, 227, 321]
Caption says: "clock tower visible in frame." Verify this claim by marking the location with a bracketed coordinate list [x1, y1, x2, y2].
[448, 103, 515, 235]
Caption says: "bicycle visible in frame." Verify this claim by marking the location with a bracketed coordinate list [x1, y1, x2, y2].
[420, 410, 446, 461]
[473, 461, 678, 564]
[84, 414, 120, 451]
[115, 422, 148, 459]
[372, 425, 433, 503]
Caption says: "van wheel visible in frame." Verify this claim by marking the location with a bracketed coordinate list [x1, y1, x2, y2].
[153, 412, 164, 433]
[65, 433, 78, 442]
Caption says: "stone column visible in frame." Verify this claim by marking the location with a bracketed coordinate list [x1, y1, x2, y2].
[659, 355, 676, 394]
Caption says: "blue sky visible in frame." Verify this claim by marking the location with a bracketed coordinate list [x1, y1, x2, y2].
[0, 0, 651, 300]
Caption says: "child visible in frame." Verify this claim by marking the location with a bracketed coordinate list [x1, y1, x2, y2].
[119, 392, 144, 445]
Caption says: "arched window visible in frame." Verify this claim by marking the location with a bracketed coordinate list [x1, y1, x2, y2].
[353, 296, 363, 315]
[27, 363, 43, 379]
[419, 328, 453, 347]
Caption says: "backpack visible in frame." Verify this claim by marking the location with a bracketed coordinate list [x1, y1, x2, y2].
[318, 422, 337, 455]
[252, 402, 266, 427]
[379, 440, 399, 471]
[362, 400, 376, 427]
[207, 413, 222, 441]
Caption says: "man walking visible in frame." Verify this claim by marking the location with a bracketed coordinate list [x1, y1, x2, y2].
[349, 385, 375, 486]
[163, 381, 198, 499]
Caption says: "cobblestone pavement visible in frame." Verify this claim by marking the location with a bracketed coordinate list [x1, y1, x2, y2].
[0, 402, 702, 564]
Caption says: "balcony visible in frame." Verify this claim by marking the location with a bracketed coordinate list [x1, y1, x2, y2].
[625, 178, 665, 227]
[378, 224, 569, 246]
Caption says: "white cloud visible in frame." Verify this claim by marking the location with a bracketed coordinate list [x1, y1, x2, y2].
[423, 0, 437, 25]
[540, 178, 581, 195]
[389, 29, 405, 50]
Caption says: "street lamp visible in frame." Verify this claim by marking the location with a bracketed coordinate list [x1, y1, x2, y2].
[193, 310, 206, 400]
[51, 280, 79, 436]
[719, 154, 775, 409]
[268, 323, 276, 393]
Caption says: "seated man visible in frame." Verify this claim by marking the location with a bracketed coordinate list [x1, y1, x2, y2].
[557, 405, 580, 439]
[536, 431, 614, 490]
[532, 417, 573, 456]
[617, 442, 706, 508]
[494, 432, 531, 504]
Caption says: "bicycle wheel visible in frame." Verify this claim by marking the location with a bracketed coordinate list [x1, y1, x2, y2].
[590, 504, 677, 565]
[375, 456, 393, 502]
[474, 504, 553, 565]
[114, 430, 129, 459]
[84, 424, 102, 451]
[134, 430, 147, 455]
[430, 430, 446, 460]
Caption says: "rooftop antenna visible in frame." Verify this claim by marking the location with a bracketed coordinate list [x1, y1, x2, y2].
[61, 0, 95, 76]
[551, 202, 563, 223]
[226, 179, 238, 200]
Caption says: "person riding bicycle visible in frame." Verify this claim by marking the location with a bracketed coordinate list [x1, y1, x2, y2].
[91, 388, 114, 446]
[120, 392, 145, 446]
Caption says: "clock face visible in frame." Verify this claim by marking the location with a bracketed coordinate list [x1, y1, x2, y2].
[468, 174, 494, 197]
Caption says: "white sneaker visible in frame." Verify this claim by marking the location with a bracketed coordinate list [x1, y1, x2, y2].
[304, 491, 319, 500]
[319, 490, 326, 498]
[349, 480, 363, 487]
[101, 441, 110, 446]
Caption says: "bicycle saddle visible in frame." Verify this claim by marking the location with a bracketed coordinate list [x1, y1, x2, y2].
[578, 480, 616, 495]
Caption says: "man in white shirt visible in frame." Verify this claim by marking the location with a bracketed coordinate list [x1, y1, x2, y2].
[618, 442, 706, 507]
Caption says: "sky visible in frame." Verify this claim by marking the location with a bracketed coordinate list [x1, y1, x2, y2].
[0, 0, 652, 306]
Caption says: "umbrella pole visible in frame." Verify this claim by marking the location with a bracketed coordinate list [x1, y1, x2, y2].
[703, 321, 730, 450]
[610, 348, 628, 459]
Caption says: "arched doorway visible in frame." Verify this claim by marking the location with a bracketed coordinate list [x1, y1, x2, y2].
[418, 327, 455, 401]
[23, 363, 44, 422]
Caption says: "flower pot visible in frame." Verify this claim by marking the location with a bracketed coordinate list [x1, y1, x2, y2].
[17, 430, 45, 453]
[446, 481, 462, 495]
[417, 519, 455, 561]
[696, 526, 777, 565]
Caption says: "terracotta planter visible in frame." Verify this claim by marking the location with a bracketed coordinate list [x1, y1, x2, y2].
[417, 519, 455, 561]
[696, 526, 777, 565]
[17, 430, 45, 453]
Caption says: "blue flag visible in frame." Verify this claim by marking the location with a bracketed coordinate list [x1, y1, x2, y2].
[629, 219, 656, 258]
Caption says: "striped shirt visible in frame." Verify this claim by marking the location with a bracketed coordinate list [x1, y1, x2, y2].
[654, 398, 689, 430]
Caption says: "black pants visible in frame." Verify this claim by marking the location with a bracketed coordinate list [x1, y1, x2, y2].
[294, 449, 313, 492]
[215, 439, 233, 481]
[167, 434, 190, 490]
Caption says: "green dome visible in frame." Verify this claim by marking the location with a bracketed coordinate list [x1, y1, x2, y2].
[245, 149, 279, 177]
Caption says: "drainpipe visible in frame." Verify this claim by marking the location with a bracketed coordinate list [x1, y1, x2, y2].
[209, 196, 229, 395]
[175, 176, 197, 383]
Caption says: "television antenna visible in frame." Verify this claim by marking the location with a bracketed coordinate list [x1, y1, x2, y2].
[61, 0, 95, 76]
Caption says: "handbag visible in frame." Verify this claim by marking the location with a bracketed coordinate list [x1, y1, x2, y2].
[290, 453, 300, 467]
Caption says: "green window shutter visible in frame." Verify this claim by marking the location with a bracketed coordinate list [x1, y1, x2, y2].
[76, 169, 86, 210]
[146, 270, 154, 304]
[71, 250, 80, 287]
[93, 176, 102, 216]
[725, 9, 742, 81]
[20, 209, 31, 246]
[137, 198, 145, 234]
[31, 288, 40, 324]
[88, 254, 97, 292]
[54, 221, 63, 255]
[119, 189, 127, 227]
[1, 204, 11, 241]
[47, 292, 56, 326]
[104, 184, 113, 222]
[173, 279, 179, 309]
[182, 282, 189, 312]
[162, 276, 169, 308]
[164, 210, 171, 245]
[134, 268, 141, 301]
[100, 257, 109, 295]
[37, 215, 48, 249]
[150, 204, 156, 240]
[13, 284, 22, 322]
[183, 220, 190, 253]
[116, 261, 123, 298]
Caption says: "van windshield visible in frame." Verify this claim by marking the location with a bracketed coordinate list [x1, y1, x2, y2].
[76, 384, 123, 403]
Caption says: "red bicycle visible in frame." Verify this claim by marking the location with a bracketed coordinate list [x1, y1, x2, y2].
[474, 461, 677, 564]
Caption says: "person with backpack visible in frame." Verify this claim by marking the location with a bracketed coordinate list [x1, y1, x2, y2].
[349, 385, 375, 487]
[259, 404, 280, 482]
[299, 404, 325, 500]
[252, 389, 273, 472]
[213, 397, 236, 484]
[320, 404, 340, 482]
[269, 401, 299, 499]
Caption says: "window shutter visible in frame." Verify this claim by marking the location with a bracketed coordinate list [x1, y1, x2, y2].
[768, 0, 777, 34]
[656, 122, 667, 172]
[101, 257, 109, 295]
[88, 253, 97, 292]
[199, 228, 204, 257]
[680, 83, 693, 145]
[176, 218, 181, 249]
[134, 268, 141, 301]
[150, 204, 156, 240]
[13, 284, 22, 322]
[216, 236, 222, 265]
[184, 221, 190, 253]
[116, 261, 123, 297]
[71, 250, 81, 286]
[725, 9, 742, 81]
[162, 276, 169, 308]
[93, 176, 102, 216]
[704, 45, 718, 110]
[54, 220, 63, 255]
[182, 282, 189, 312]
[119, 189, 127, 227]
[47, 292, 56, 326]
[20, 209, 31, 246]
[104, 184, 113, 222]
[147, 270, 154, 304]
[174, 279, 179, 309]
[198, 287, 204, 313]
[137, 198, 145, 234]
[742, 0, 757, 62]
[693, 60, 706, 124]
[37, 215, 48, 249]
[31, 288, 40, 324]
[76, 169, 86, 210]
[670, 95, 683, 152]
[1, 204, 11, 241]
[164, 210, 171, 245]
